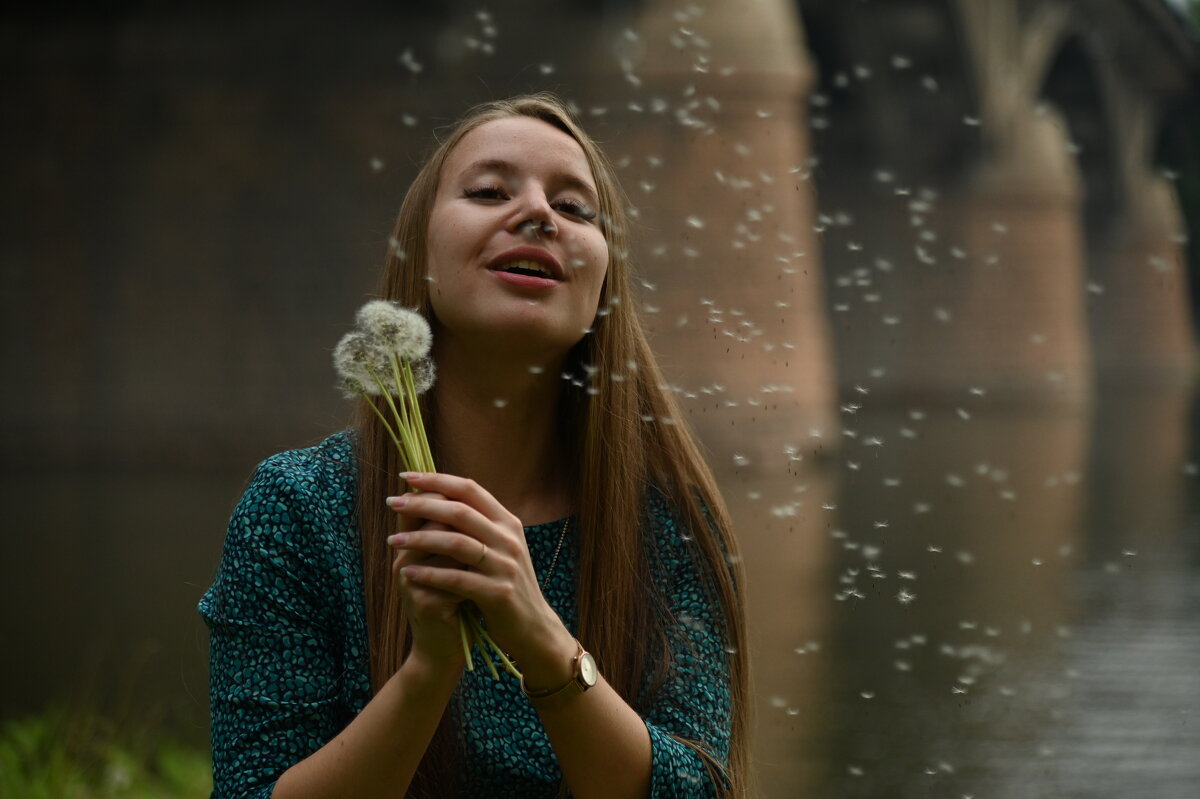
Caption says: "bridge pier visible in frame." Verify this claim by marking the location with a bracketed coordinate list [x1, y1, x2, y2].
[576, 0, 838, 462]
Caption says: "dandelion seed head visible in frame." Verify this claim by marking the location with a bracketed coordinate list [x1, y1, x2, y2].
[355, 300, 432, 360]
[337, 375, 368, 400]
[333, 331, 388, 396]
[410, 357, 436, 395]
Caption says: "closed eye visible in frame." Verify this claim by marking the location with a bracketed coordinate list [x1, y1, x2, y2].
[554, 199, 598, 221]
[463, 184, 508, 201]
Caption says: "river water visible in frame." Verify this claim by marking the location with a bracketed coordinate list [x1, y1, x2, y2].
[2, 390, 1198, 798]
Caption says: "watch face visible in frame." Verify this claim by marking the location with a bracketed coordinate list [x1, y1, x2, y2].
[579, 652, 599, 687]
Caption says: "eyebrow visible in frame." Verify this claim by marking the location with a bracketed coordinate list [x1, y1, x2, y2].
[458, 158, 599, 204]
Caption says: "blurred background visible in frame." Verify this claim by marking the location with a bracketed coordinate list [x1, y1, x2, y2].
[3, 1, 1199, 796]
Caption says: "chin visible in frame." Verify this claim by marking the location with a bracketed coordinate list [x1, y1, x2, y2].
[450, 312, 586, 359]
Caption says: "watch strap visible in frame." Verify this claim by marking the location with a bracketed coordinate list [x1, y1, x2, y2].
[521, 639, 593, 705]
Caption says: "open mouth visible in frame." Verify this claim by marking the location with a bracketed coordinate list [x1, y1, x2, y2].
[495, 260, 558, 280]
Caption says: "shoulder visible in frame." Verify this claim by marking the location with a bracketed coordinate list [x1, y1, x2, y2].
[239, 432, 357, 518]
[641, 485, 704, 577]
[224, 432, 359, 563]
[248, 431, 357, 497]
[641, 484, 736, 596]
[202, 432, 360, 619]
[641, 484, 715, 549]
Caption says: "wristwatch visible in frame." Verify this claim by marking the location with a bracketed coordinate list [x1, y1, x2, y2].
[521, 639, 598, 707]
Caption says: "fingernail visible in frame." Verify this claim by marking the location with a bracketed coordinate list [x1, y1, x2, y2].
[400, 471, 420, 481]
[387, 533, 409, 547]
[386, 495, 408, 509]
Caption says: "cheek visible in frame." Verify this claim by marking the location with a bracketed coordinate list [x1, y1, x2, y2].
[590, 243, 610, 298]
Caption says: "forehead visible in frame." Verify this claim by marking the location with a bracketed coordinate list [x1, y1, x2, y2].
[442, 116, 596, 187]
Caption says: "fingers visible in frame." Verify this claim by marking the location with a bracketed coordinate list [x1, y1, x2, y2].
[387, 488, 448, 538]
[398, 473, 516, 524]
[399, 558, 500, 602]
[386, 492, 501, 547]
[389, 532, 507, 602]
[388, 529, 507, 573]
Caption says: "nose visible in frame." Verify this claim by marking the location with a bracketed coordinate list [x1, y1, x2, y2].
[506, 182, 557, 239]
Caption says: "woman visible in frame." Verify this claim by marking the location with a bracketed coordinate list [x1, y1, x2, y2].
[200, 93, 749, 798]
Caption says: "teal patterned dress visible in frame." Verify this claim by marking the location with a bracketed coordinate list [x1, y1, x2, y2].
[199, 433, 733, 798]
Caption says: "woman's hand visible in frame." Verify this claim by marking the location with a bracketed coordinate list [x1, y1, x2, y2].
[388, 492, 468, 669]
[384, 473, 576, 685]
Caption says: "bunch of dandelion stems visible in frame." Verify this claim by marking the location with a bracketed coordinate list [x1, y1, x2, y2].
[360, 352, 521, 681]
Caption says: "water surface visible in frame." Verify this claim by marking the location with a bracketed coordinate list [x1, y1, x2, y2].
[2, 392, 1197, 797]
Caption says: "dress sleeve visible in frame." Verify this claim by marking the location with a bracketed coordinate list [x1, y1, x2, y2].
[199, 455, 351, 799]
[641, 494, 735, 798]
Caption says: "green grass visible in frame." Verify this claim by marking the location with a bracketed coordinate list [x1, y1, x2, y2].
[0, 708, 210, 799]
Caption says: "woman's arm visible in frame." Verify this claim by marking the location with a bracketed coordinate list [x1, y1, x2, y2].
[389, 474, 656, 798]
[202, 443, 470, 799]
[519, 628, 653, 799]
[636, 488, 736, 797]
[273, 489, 476, 798]
[271, 649, 460, 799]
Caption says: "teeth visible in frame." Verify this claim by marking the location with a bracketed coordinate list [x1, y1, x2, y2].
[503, 260, 552, 277]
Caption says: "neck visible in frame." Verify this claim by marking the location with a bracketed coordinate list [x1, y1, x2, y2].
[430, 339, 573, 526]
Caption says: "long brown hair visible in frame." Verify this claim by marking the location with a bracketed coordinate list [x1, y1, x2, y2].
[354, 93, 750, 797]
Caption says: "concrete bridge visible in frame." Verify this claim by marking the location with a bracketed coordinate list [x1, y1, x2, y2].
[1, 0, 1197, 469]
[798, 0, 1199, 405]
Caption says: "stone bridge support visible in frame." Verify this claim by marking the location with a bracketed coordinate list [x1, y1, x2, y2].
[798, 0, 1197, 405]
[575, 0, 837, 463]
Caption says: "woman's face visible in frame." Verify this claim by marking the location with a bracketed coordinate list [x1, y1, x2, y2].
[425, 116, 610, 360]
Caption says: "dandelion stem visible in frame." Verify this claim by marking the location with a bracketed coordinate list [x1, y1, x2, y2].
[402, 360, 437, 471]
[366, 364, 421, 470]
[487, 636, 522, 679]
[459, 612, 475, 672]
[360, 394, 403, 452]
[467, 612, 501, 680]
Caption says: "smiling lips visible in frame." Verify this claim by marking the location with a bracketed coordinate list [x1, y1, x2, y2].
[486, 246, 564, 285]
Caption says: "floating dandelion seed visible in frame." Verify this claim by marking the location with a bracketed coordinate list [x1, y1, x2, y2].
[399, 48, 424, 74]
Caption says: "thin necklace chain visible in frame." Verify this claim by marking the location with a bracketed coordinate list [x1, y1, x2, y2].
[543, 517, 571, 585]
